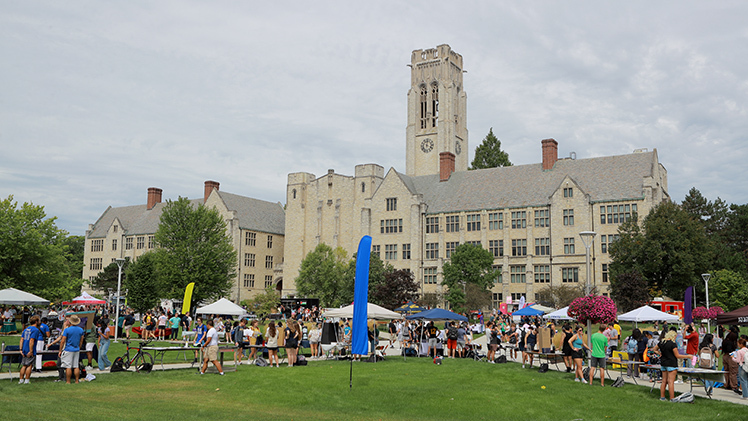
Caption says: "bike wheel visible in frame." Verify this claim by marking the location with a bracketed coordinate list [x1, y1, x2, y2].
[135, 352, 154, 373]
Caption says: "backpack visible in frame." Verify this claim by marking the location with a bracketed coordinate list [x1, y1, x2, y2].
[110, 357, 126, 372]
[538, 363, 549, 373]
[295, 355, 307, 366]
[254, 357, 269, 367]
[626, 336, 638, 354]
[698, 346, 714, 368]
[447, 326, 458, 340]
[495, 355, 507, 364]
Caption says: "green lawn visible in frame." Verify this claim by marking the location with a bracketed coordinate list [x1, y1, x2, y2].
[2, 357, 745, 420]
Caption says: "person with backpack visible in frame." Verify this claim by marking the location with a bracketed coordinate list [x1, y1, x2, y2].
[732, 337, 748, 399]
[698, 334, 719, 393]
[233, 319, 247, 365]
[625, 329, 641, 378]
[446, 322, 458, 358]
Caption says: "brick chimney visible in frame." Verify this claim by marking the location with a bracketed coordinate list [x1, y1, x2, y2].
[542, 138, 558, 170]
[146, 187, 162, 210]
[440, 152, 456, 182]
[204, 180, 220, 203]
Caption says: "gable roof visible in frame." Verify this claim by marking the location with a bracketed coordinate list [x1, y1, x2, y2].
[216, 191, 285, 235]
[400, 151, 659, 214]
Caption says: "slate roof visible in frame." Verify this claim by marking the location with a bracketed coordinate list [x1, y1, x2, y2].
[87, 192, 284, 239]
[400, 151, 659, 214]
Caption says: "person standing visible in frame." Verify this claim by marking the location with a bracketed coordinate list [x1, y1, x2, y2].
[199, 319, 224, 375]
[35, 317, 51, 373]
[683, 324, 699, 367]
[193, 317, 208, 363]
[266, 321, 280, 367]
[19, 316, 42, 384]
[84, 323, 97, 367]
[124, 310, 135, 340]
[561, 324, 574, 373]
[653, 330, 693, 401]
[588, 324, 609, 387]
[456, 323, 467, 358]
[309, 323, 322, 358]
[523, 325, 537, 368]
[96, 319, 112, 370]
[721, 326, 740, 393]
[233, 319, 247, 365]
[426, 322, 439, 358]
[285, 320, 300, 367]
[169, 313, 181, 340]
[247, 320, 261, 362]
[59, 315, 85, 384]
[568, 326, 589, 383]
[388, 320, 397, 349]
[732, 338, 748, 400]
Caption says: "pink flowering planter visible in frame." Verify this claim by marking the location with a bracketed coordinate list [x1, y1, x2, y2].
[567, 295, 617, 324]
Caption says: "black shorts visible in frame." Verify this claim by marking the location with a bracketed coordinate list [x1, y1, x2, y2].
[572, 349, 585, 359]
[563, 347, 573, 357]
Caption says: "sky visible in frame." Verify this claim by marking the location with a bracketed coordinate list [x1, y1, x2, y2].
[2, 1, 747, 235]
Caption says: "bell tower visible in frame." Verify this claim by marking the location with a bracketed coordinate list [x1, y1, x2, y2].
[405, 44, 468, 177]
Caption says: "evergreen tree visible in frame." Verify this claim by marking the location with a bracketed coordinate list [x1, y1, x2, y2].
[469, 128, 512, 170]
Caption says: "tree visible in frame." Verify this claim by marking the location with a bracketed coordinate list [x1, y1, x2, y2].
[369, 269, 419, 310]
[0, 195, 77, 300]
[125, 252, 161, 314]
[464, 282, 491, 312]
[154, 197, 237, 304]
[89, 259, 130, 293]
[442, 243, 497, 313]
[535, 284, 584, 308]
[419, 292, 443, 309]
[295, 243, 352, 308]
[609, 271, 651, 312]
[243, 285, 280, 319]
[709, 269, 748, 312]
[469, 128, 512, 170]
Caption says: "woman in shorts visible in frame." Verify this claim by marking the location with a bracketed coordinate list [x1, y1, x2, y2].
[485, 322, 497, 362]
[523, 325, 537, 368]
[284, 320, 300, 367]
[265, 321, 280, 368]
[653, 330, 693, 401]
[309, 323, 322, 358]
[568, 326, 590, 383]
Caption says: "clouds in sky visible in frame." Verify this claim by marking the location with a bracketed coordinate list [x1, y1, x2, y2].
[2, 1, 746, 234]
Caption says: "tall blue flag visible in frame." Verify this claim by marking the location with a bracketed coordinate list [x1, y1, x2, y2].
[351, 236, 372, 356]
[683, 286, 693, 324]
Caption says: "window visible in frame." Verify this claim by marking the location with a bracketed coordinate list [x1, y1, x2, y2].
[534, 265, 550, 283]
[534, 210, 549, 227]
[510, 265, 526, 283]
[380, 219, 403, 234]
[244, 253, 255, 267]
[136, 236, 145, 249]
[600, 234, 620, 253]
[445, 215, 460, 232]
[125, 237, 133, 250]
[424, 267, 438, 284]
[493, 265, 503, 283]
[112, 239, 117, 251]
[564, 238, 575, 255]
[492, 293, 503, 310]
[91, 239, 104, 252]
[420, 85, 428, 129]
[402, 243, 411, 260]
[90, 258, 103, 271]
[245, 232, 256, 246]
[292, 189, 297, 199]
[602, 264, 609, 283]
[148, 236, 155, 249]
[535, 238, 549, 256]
[361, 183, 365, 193]
[265, 256, 273, 269]
[372, 245, 380, 258]
[431, 83, 439, 127]
[563, 187, 573, 198]
[562, 267, 579, 283]
[386, 198, 397, 211]
[511, 211, 526, 229]
[267, 235, 273, 248]
[113, 225, 118, 233]
[600, 203, 638, 224]
[426, 217, 439, 234]
[466, 241, 481, 247]
[265, 275, 273, 288]
[247, 274, 256, 288]
[511, 239, 527, 256]
[511, 293, 524, 301]
[489, 240, 504, 257]
[563, 209, 574, 226]
[488, 212, 503, 230]
[385, 244, 398, 260]
[445, 242, 458, 258]
[466, 214, 481, 231]
[425, 243, 439, 259]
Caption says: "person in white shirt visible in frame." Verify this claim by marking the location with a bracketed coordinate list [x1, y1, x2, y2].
[199, 320, 224, 375]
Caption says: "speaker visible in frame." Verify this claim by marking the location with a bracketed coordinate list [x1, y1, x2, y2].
[321, 322, 339, 344]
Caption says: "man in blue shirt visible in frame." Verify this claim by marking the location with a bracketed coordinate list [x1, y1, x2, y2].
[35, 317, 51, 372]
[193, 317, 208, 363]
[59, 314, 85, 384]
[19, 316, 42, 384]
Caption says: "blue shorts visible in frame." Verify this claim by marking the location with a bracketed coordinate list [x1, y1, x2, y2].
[661, 366, 677, 372]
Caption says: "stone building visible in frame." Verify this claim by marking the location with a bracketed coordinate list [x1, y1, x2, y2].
[282, 44, 669, 307]
[83, 181, 285, 302]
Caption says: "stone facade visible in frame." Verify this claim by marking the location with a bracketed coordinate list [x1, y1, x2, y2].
[83, 181, 285, 302]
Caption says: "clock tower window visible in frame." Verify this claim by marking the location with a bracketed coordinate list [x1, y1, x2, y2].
[420, 85, 428, 129]
[431, 83, 439, 127]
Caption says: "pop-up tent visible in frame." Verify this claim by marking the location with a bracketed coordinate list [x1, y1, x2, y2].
[617, 305, 680, 323]
[545, 306, 573, 320]
[512, 305, 545, 317]
[323, 302, 400, 320]
[716, 305, 748, 326]
[195, 298, 245, 316]
[405, 308, 467, 322]
[393, 301, 426, 314]
[63, 291, 106, 305]
[0, 288, 50, 306]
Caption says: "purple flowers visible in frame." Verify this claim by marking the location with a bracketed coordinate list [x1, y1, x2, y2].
[692, 306, 724, 320]
[568, 295, 617, 324]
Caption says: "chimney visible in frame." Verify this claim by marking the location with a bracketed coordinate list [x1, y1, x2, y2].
[440, 152, 456, 182]
[542, 138, 558, 170]
[146, 187, 162, 210]
[204, 180, 220, 203]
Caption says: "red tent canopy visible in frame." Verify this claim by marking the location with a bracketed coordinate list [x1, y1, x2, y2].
[63, 291, 106, 305]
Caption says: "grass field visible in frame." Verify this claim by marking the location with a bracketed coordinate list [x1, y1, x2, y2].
[1, 356, 745, 420]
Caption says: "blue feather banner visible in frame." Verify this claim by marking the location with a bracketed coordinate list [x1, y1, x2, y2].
[351, 236, 372, 355]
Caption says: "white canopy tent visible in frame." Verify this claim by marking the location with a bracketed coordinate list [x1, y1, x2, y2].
[544, 306, 573, 320]
[323, 303, 400, 320]
[0, 288, 50, 306]
[195, 298, 246, 316]
[530, 303, 555, 313]
[617, 305, 680, 324]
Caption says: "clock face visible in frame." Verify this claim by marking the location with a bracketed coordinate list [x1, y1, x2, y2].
[455, 140, 462, 155]
[420, 138, 434, 153]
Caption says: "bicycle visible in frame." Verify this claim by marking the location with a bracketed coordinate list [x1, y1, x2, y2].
[119, 340, 155, 372]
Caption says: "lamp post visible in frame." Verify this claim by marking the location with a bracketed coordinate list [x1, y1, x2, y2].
[114, 258, 125, 342]
[702, 273, 711, 333]
[579, 231, 596, 350]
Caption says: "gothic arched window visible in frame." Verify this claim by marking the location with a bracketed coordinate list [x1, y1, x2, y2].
[420, 85, 428, 129]
[431, 83, 439, 127]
